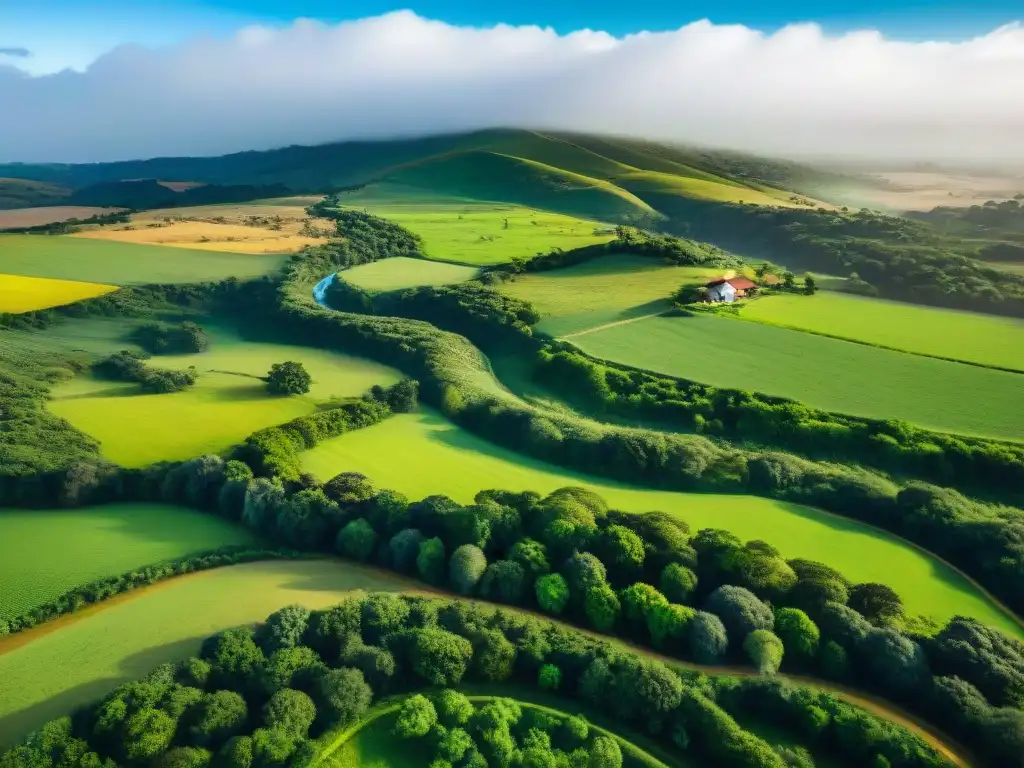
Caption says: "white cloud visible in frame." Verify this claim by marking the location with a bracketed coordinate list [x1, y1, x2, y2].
[1, 11, 1023, 164]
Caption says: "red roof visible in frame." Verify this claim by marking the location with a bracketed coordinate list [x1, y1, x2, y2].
[706, 277, 757, 290]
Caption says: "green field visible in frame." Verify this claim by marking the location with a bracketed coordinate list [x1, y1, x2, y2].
[48, 323, 402, 466]
[300, 409, 1021, 636]
[337, 186, 616, 265]
[384, 151, 657, 224]
[741, 292, 1024, 371]
[0, 559, 419, 747]
[0, 504, 260, 620]
[0, 234, 286, 285]
[616, 169, 801, 207]
[570, 314, 1024, 441]
[497, 253, 723, 336]
[340, 257, 479, 292]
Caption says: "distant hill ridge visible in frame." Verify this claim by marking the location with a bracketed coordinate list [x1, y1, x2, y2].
[0, 128, 843, 211]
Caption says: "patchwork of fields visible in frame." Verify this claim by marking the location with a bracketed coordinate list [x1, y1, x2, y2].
[0, 206, 118, 229]
[0, 504, 260, 620]
[0, 273, 116, 313]
[570, 314, 1024, 441]
[0, 559, 421, 747]
[47, 323, 402, 466]
[741, 291, 1024, 371]
[336, 186, 616, 265]
[0, 234, 286, 284]
[300, 409, 1022, 636]
[341, 256, 479, 292]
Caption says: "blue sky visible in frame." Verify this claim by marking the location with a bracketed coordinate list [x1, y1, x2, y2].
[1, 0, 1020, 73]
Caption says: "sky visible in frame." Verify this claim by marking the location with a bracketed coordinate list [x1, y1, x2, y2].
[1, 1, 1023, 164]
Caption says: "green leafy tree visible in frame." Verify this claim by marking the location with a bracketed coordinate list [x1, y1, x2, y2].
[774, 608, 820, 658]
[849, 583, 905, 626]
[584, 584, 621, 632]
[217, 735, 253, 768]
[480, 559, 526, 604]
[619, 583, 668, 629]
[646, 603, 696, 649]
[449, 544, 487, 595]
[689, 611, 728, 663]
[538, 664, 562, 691]
[257, 605, 311, 654]
[188, 690, 248, 749]
[820, 640, 850, 680]
[262, 689, 316, 737]
[265, 361, 312, 395]
[124, 707, 176, 762]
[535, 573, 570, 615]
[394, 694, 438, 738]
[435, 689, 474, 727]
[416, 537, 446, 585]
[315, 668, 372, 726]
[659, 563, 698, 604]
[154, 747, 213, 768]
[336, 518, 377, 562]
[473, 628, 517, 682]
[410, 628, 474, 685]
[249, 728, 296, 767]
[804, 274, 818, 294]
[744, 629, 785, 674]
[437, 727, 473, 762]
[588, 735, 623, 768]
[508, 537, 550, 577]
[599, 525, 645, 573]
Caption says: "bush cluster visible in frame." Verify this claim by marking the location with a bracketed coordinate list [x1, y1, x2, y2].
[131, 321, 209, 355]
[0, 594, 949, 768]
[94, 350, 198, 394]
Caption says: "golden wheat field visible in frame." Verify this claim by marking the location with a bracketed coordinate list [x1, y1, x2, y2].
[71, 198, 335, 254]
[0, 274, 118, 313]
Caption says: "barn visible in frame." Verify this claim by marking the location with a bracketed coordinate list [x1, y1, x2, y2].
[704, 276, 758, 302]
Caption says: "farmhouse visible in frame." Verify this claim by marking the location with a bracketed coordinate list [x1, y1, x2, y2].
[704, 276, 758, 302]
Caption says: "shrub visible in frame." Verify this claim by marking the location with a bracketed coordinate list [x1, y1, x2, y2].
[262, 689, 316, 737]
[660, 563, 698, 604]
[704, 585, 774, 641]
[394, 694, 438, 738]
[535, 573, 570, 615]
[480, 559, 526, 604]
[417, 537, 447, 584]
[774, 608, 820, 659]
[744, 630, 785, 674]
[266, 361, 312, 395]
[539, 664, 562, 691]
[336, 518, 378, 562]
[449, 544, 487, 595]
[689, 611, 728, 663]
[585, 584, 621, 632]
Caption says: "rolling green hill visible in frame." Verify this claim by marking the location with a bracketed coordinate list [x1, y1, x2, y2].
[0, 178, 71, 209]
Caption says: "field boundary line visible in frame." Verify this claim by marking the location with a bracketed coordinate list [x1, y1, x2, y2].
[559, 311, 664, 339]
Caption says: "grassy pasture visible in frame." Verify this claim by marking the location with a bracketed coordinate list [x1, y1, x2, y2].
[616, 170, 804, 207]
[337, 187, 616, 265]
[72, 198, 335, 254]
[385, 150, 657, 224]
[0, 206, 118, 229]
[300, 409, 1022, 637]
[497, 253, 724, 336]
[0, 504, 260, 621]
[0, 274, 117, 313]
[0, 234, 286, 285]
[48, 324, 401, 466]
[570, 314, 1024, 441]
[0, 559, 419, 747]
[741, 292, 1024, 371]
[340, 257, 478, 292]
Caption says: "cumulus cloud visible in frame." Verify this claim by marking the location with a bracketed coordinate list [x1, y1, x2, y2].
[1, 11, 1023, 164]
[0, 47, 31, 57]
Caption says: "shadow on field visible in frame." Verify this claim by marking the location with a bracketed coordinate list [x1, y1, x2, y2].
[0, 637, 202, 750]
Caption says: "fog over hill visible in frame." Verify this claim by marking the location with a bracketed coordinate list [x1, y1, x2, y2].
[1, 11, 1022, 164]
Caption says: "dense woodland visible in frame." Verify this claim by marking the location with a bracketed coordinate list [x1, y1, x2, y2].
[0, 589, 959, 768]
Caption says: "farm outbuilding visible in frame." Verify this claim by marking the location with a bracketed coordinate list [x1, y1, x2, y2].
[704, 276, 757, 302]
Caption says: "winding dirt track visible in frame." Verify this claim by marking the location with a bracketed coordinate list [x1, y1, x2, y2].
[1, 560, 973, 767]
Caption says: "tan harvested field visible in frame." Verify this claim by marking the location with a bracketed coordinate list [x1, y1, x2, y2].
[0, 206, 120, 229]
[72, 198, 336, 254]
[831, 170, 1024, 212]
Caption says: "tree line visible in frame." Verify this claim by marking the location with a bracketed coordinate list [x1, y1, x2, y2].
[0, 592, 952, 768]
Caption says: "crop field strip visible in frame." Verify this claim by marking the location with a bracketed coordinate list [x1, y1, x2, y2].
[0, 504, 261, 620]
[0, 206, 120, 229]
[0, 273, 117, 313]
[0, 559, 426, 747]
[740, 291, 1024, 372]
[0, 233, 287, 284]
[46, 322, 402, 466]
[568, 313, 1024, 442]
[299, 409, 1022, 637]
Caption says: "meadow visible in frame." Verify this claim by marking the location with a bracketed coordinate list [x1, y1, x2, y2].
[336, 184, 617, 265]
[48, 323, 402, 466]
[72, 198, 336, 254]
[616, 169, 804, 207]
[497, 253, 725, 336]
[741, 291, 1024, 371]
[0, 234, 286, 285]
[0, 559, 420, 747]
[570, 314, 1024, 441]
[0, 504, 260, 621]
[0, 273, 117, 313]
[299, 409, 1022, 636]
[340, 256, 479, 293]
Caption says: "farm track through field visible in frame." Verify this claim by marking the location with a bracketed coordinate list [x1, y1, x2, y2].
[1, 560, 973, 767]
[559, 311, 665, 339]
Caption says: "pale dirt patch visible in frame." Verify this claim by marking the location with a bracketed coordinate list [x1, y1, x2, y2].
[0, 206, 122, 229]
[846, 171, 1024, 212]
